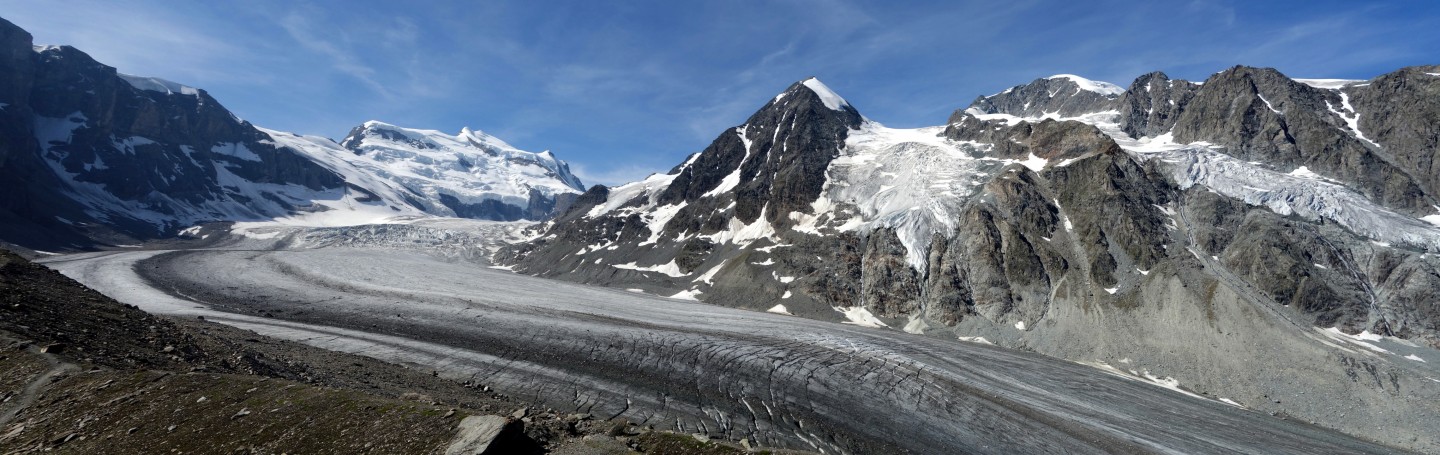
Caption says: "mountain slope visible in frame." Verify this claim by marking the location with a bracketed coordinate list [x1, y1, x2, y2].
[0, 18, 347, 248]
[502, 68, 1440, 452]
[0, 17, 584, 249]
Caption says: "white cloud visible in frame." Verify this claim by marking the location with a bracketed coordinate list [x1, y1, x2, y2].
[276, 10, 393, 99]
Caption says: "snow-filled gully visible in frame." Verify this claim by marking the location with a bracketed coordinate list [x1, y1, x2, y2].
[42, 248, 1402, 454]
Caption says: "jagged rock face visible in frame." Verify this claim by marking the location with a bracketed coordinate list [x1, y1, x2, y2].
[1129, 66, 1436, 214]
[28, 46, 347, 198]
[336, 121, 584, 221]
[1349, 65, 1440, 206]
[963, 75, 1122, 119]
[0, 18, 33, 117]
[499, 78, 866, 300]
[657, 79, 863, 227]
[921, 148, 1171, 328]
[1181, 187, 1440, 337]
[1117, 71, 1199, 138]
[945, 116, 1121, 161]
[860, 228, 921, 317]
[945, 65, 1440, 344]
[0, 17, 345, 246]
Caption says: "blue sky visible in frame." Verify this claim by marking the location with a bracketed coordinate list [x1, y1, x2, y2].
[2, 1, 1437, 185]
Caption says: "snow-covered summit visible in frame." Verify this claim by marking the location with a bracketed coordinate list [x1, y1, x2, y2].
[345, 120, 582, 190]
[323, 121, 584, 220]
[117, 73, 201, 96]
[967, 74, 1125, 119]
[1045, 74, 1125, 96]
[802, 77, 850, 111]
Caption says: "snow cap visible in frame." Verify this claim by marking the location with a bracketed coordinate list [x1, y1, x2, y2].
[801, 77, 850, 111]
[1045, 74, 1125, 96]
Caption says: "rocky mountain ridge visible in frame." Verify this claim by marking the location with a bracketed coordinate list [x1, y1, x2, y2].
[501, 65, 1440, 452]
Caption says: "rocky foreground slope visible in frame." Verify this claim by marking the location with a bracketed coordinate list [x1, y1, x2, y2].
[500, 70, 1440, 451]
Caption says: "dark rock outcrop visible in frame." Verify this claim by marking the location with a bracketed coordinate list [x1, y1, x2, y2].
[964, 75, 1122, 119]
[1117, 71, 1199, 138]
[658, 78, 863, 227]
[500, 78, 864, 297]
[1348, 65, 1440, 208]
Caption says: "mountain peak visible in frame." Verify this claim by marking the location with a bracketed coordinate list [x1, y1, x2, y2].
[800, 77, 850, 111]
[1045, 74, 1125, 96]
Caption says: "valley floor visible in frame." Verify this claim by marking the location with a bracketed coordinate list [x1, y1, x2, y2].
[39, 244, 1413, 454]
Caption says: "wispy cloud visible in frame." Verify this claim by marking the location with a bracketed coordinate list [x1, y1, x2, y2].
[1186, 0, 1237, 27]
[275, 9, 394, 99]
